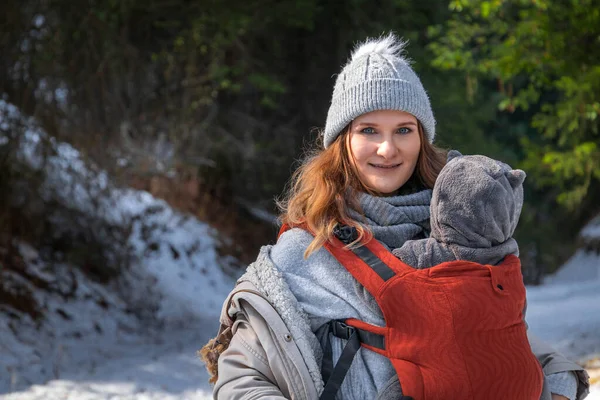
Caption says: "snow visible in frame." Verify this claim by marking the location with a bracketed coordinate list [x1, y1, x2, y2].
[584, 225, 600, 239]
[581, 214, 600, 240]
[545, 249, 600, 285]
[527, 280, 600, 359]
[1, 325, 215, 400]
[1, 100, 599, 398]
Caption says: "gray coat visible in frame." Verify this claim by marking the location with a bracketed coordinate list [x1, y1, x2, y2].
[214, 281, 320, 399]
[214, 246, 324, 399]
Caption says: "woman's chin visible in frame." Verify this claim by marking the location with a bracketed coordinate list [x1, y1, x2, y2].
[367, 180, 405, 195]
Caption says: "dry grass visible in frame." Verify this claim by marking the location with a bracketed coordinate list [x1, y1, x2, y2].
[583, 357, 600, 385]
[0, 244, 43, 321]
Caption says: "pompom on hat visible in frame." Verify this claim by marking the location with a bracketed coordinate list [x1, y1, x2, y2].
[323, 33, 436, 148]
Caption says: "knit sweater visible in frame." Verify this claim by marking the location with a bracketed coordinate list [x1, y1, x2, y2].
[270, 191, 579, 399]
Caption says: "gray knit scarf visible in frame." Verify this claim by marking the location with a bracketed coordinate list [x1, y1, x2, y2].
[349, 188, 432, 249]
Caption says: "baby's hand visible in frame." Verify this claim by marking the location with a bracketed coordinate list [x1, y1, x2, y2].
[551, 395, 568, 400]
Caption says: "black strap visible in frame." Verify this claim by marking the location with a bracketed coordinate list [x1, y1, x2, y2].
[333, 224, 396, 282]
[358, 328, 386, 350]
[320, 324, 361, 400]
[351, 245, 396, 281]
[320, 321, 387, 400]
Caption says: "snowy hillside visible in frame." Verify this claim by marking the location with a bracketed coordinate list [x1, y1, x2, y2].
[527, 214, 600, 397]
[546, 215, 600, 284]
[0, 193, 233, 397]
[0, 101, 236, 395]
[528, 211, 600, 358]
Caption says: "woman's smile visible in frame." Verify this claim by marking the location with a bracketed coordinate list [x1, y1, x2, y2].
[369, 162, 402, 169]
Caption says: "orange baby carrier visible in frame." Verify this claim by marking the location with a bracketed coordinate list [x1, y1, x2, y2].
[279, 224, 543, 400]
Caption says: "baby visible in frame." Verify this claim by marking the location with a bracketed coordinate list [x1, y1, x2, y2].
[393, 150, 525, 268]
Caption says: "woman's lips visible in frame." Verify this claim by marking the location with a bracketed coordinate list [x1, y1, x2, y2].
[370, 163, 401, 169]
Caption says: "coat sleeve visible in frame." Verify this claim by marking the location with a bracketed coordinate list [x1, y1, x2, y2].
[213, 314, 289, 400]
[528, 332, 590, 400]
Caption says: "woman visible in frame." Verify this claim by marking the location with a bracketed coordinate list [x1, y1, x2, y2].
[203, 33, 589, 400]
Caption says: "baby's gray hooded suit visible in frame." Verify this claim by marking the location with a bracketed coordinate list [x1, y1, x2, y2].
[393, 150, 524, 268]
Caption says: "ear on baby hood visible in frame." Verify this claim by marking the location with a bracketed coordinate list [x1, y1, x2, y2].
[507, 169, 526, 188]
[447, 149, 462, 162]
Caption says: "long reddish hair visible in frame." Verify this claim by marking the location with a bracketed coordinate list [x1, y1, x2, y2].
[278, 123, 447, 258]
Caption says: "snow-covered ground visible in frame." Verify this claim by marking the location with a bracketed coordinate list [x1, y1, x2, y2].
[1, 324, 216, 400]
[3, 316, 224, 400]
[1, 100, 599, 398]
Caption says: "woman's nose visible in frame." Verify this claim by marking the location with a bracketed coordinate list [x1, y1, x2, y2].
[377, 138, 397, 158]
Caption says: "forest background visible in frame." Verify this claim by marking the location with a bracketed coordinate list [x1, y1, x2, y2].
[1, 0, 599, 286]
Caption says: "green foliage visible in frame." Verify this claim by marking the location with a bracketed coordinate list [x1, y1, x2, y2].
[429, 0, 600, 210]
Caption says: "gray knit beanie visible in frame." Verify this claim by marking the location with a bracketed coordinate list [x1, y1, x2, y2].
[323, 33, 436, 148]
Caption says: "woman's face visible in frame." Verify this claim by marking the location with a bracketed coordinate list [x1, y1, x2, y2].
[348, 109, 421, 195]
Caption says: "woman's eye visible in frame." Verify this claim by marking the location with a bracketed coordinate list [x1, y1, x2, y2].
[397, 127, 411, 134]
[361, 127, 375, 134]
